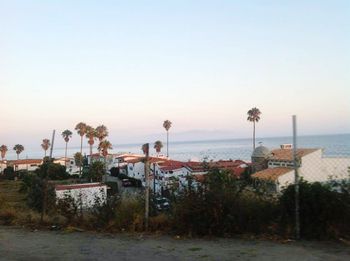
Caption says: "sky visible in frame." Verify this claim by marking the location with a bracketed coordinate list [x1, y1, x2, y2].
[1, 0, 349, 151]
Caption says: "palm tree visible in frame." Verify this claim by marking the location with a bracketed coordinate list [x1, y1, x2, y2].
[247, 107, 261, 150]
[154, 140, 163, 156]
[95, 125, 108, 142]
[163, 120, 172, 157]
[142, 143, 149, 155]
[61, 129, 73, 167]
[0, 145, 8, 174]
[41, 139, 51, 158]
[86, 125, 97, 159]
[98, 140, 113, 179]
[98, 140, 113, 158]
[0, 145, 8, 161]
[13, 144, 24, 160]
[75, 122, 87, 175]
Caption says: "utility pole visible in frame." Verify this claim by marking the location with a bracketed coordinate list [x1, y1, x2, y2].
[41, 129, 55, 223]
[143, 143, 150, 231]
[292, 116, 300, 239]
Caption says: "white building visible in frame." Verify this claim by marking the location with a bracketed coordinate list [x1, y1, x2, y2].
[55, 183, 107, 208]
[252, 146, 350, 192]
[7, 159, 43, 172]
[54, 157, 80, 175]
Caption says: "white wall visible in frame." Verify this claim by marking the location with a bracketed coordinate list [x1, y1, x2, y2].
[56, 184, 107, 208]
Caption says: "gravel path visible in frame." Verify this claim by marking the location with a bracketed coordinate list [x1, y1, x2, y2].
[0, 226, 349, 261]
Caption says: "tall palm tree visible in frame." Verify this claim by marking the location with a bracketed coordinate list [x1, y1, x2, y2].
[61, 129, 73, 167]
[98, 140, 113, 179]
[98, 140, 113, 158]
[75, 122, 88, 176]
[0, 145, 8, 174]
[163, 120, 172, 157]
[0, 145, 8, 161]
[41, 139, 51, 158]
[154, 140, 163, 156]
[95, 125, 108, 142]
[247, 107, 261, 150]
[86, 125, 97, 159]
[75, 122, 88, 155]
[13, 144, 24, 160]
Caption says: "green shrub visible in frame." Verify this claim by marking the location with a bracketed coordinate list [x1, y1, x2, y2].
[280, 180, 350, 239]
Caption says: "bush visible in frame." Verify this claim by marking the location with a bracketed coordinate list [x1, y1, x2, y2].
[172, 168, 279, 236]
[0, 208, 17, 225]
[26, 176, 56, 213]
[2, 166, 15, 180]
[113, 196, 145, 232]
[280, 180, 350, 239]
[56, 194, 79, 225]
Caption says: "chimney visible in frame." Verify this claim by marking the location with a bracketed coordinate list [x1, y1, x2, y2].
[280, 144, 293, 149]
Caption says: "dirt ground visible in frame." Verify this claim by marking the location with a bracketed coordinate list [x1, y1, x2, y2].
[0, 226, 349, 261]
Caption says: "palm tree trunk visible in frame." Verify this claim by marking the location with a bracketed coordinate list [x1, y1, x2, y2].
[64, 142, 68, 168]
[80, 135, 83, 176]
[17, 153, 19, 160]
[166, 131, 169, 157]
[253, 121, 256, 150]
[90, 144, 93, 161]
[44, 150, 47, 158]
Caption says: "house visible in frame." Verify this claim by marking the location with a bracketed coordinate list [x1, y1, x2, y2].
[7, 159, 43, 171]
[55, 183, 107, 208]
[252, 145, 350, 192]
[54, 157, 80, 175]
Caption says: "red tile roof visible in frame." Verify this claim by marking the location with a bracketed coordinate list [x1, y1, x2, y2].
[55, 183, 106, 191]
[270, 148, 319, 161]
[252, 167, 293, 181]
[8, 159, 42, 165]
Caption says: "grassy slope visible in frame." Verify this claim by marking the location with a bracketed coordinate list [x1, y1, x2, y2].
[0, 180, 28, 210]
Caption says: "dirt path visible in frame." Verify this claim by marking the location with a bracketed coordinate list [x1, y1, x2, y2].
[0, 226, 349, 261]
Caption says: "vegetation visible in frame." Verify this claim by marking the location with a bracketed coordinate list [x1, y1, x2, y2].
[154, 140, 163, 155]
[85, 161, 105, 182]
[247, 107, 261, 150]
[85, 125, 97, 157]
[41, 139, 51, 157]
[1, 164, 350, 240]
[13, 144, 24, 160]
[0, 144, 8, 161]
[163, 120, 172, 157]
[61, 129, 73, 167]
[95, 125, 108, 142]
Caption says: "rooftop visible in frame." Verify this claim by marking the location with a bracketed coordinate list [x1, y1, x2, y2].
[251, 167, 293, 181]
[270, 148, 320, 161]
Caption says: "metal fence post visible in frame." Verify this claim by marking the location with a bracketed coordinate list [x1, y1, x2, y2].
[292, 115, 300, 239]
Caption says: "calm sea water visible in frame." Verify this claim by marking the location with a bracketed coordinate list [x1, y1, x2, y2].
[5, 134, 350, 162]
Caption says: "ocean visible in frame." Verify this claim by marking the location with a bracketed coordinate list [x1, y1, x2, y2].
[4, 133, 350, 162]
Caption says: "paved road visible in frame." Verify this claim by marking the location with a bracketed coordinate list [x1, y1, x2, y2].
[1, 226, 350, 261]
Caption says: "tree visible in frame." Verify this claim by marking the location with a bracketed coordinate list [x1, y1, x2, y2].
[95, 125, 108, 142]
[247, 107, 261, 150]
[75, 122, 87, 175]
[61, 129, 73, 167]
[0, 145, 8, 174]
[98, 140, 112, 158]
[98, 140, 112, 179]
[154, 140, 163, 156]
[13, 144, 24, 160]
[87, 161, 105, 182]
[163, 120, 172, 157]
[41, 139, 51, 158]
[85, 125, 97, 159]
[74, 152, 83, 171]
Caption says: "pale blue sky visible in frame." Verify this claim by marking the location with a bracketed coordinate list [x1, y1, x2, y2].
[1, 0, 349, 150]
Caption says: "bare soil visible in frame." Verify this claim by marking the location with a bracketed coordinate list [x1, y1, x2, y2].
[0, 226, 349, 261]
